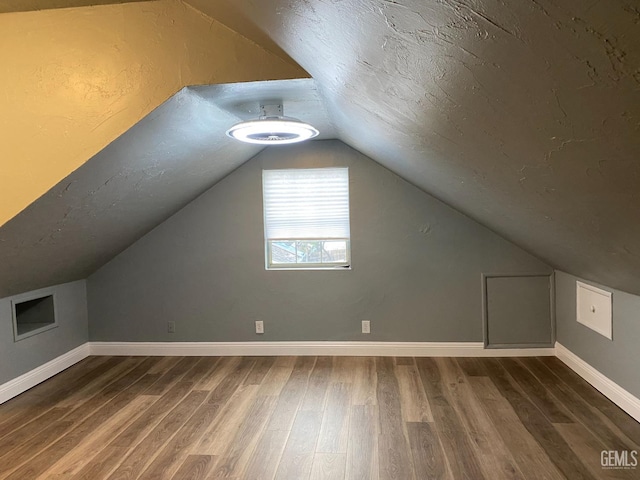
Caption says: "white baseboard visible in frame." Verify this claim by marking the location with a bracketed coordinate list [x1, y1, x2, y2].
[7, 340, 637, 426]
[555, 342, 640, 424]
[0, 344, 91, 405]
[0, 341, 553, 405]
[88, 341, 555, 357]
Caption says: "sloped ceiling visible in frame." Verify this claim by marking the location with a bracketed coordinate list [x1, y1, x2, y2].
[0, 0, 306, 226]
[0, 80, 335, 297]
[0, 0, 151, 13]
[183, 0, 291, 63]
[187, 0, 640, 296]
[1, 0, 639, 298]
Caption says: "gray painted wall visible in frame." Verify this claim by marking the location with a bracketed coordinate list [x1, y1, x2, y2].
[0, 280, 88, 385]
[485, 275, 552, 347]
[0, 80, 333, 300]
[556, 270, 640, 399]
[190, 0, 640, 298]
[88, 140, 551, 343]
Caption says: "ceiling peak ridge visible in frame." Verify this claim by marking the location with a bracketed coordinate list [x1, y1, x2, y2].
[180, 0, 307, 75]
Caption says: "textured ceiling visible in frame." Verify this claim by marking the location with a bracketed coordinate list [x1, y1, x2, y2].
[0, 0, 151, 13]
[0, 80, 335, 297]
[183, 0, 292, 63]
[0, 0, 307, 227]
[2, 0, 640, 298]
[188, 0, 640, 296]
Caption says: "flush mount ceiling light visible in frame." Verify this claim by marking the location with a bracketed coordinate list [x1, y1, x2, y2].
[226, 104, 319, 145]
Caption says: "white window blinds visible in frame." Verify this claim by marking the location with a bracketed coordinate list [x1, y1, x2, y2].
[263, 168, 350, 240]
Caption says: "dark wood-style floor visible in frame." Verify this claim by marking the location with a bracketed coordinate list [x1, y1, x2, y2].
[0, 355, 639, 480]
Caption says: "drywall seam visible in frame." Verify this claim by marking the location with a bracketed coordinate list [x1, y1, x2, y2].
[556, 342, 640, 423]
[0, 343, 90, 404]
[88, 341, 555, 357]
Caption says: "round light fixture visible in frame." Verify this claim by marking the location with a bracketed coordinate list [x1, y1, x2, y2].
[226, 104, 319, 145]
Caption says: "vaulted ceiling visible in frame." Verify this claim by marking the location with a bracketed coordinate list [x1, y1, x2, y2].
[1, 0, 639, 297]
[0, 0, 306, 227]
[0, 80, 334, 297]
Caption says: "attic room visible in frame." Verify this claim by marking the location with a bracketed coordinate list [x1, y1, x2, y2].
[0, 0, 639, 478]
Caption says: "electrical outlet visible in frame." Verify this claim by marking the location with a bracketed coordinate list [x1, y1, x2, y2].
[362, 320, 371, 334]
[255, 320, 264, 334]
[167, 321, 176, 334]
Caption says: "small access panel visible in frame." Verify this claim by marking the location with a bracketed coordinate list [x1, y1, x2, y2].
[12, 294, 57, 341]
[484, 274, 553, 348]
[576, 281, 612, 340]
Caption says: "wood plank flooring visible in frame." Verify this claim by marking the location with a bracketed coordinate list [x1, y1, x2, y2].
[0, 355, 638, 479]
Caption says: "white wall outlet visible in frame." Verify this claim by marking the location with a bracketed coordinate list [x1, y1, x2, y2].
[362, 320, 371, 334]
[255, 320, 264, 334]
[167, 321, 176, 334]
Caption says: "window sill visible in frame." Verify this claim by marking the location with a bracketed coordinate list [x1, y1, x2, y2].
[266, 266, 352, 271]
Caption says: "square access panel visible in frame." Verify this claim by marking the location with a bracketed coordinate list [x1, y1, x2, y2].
[12, 293, 58, 341]
[484, 274, 553, 348]
[576, 281, 612, 340]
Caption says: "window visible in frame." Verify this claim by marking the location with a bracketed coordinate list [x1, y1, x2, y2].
[263, 167, 351, 269]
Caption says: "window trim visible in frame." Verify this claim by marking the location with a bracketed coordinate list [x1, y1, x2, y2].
[263, 167, 352, 271]
[266, 238, 351, 270]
